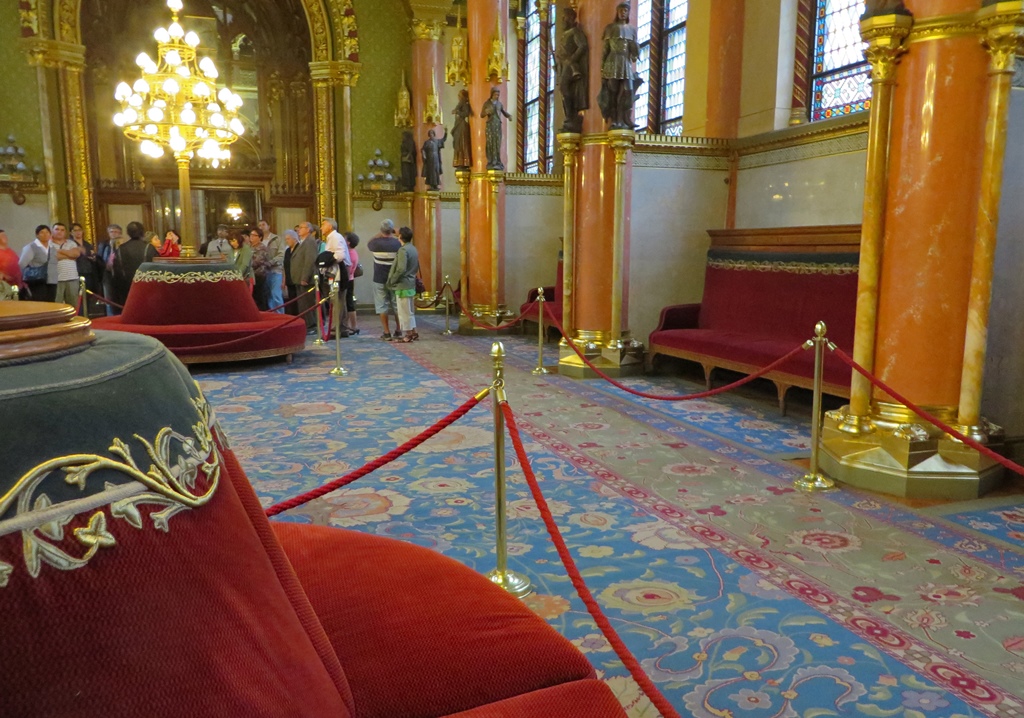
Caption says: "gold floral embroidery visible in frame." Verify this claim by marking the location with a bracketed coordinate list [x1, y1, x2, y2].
[707, 258, 858, 275]
[0, 390, 220, 585]
[133, 269, 244, 284]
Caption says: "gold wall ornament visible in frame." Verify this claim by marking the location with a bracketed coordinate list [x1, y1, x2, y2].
[486, 16, 509, 83]
[0, 391, 220, 586]
[335, 0, 361, 61]
[423, 74, 443, 125]
[18, 0, 39, 37]
[395, 71, 414, 128]
[446, 7, 470, 86]
[411, 18, 443, 41]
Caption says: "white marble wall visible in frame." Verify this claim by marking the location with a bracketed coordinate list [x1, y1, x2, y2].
[734, 149, 866, 228]
[0, 194, 49, 255]
[628, 163, 729, 342]
[504, 191, 563, 312]
[982, 89, 1024, 437]
[351, 199, 412, 246]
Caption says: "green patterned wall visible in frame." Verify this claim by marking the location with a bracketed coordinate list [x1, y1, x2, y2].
[342, 0, 411, 185]
[0, 2, 44, 165]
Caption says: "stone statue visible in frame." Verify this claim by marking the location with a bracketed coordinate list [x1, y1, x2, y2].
[597, 2, 643, 130]
[399, 131, 416, 191]
[556, 7, 589, 133]
[421, 126, 447, 191]
[862, 0, 911, 18]
[480, 87, 511, 171]
[452, 89, 474, 170]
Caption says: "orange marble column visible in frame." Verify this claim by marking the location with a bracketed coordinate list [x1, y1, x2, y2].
[562, 0, 640, 375]
[465, 0, 509, 319]
[705, 0, 744, 139]
[872, 0, 987, 412]
[411, 18, 445, 294]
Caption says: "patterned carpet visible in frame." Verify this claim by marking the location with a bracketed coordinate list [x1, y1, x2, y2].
[194, 316, 1024, 717]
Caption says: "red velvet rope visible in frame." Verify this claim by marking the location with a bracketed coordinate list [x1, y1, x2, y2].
[453, 292, 537, 331]
[543, 304, 808, 402]
[414, 282, 452, 309]
[264, 392, 487, 516]
[266, 292, 305, 312]
[84, 288, 124, 310]
[832, 347, 1024, 478]
[500, 402, 682, 718]
[75, 291, 83, 315]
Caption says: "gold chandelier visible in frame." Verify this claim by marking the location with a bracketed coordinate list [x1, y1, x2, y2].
[112, 0, 243, 254]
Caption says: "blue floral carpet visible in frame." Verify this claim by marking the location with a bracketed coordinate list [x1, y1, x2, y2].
[193, 316, 1024, 717]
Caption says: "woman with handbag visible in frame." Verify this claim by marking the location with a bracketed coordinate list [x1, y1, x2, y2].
[19, 224, 53, 301]
[0, 230, 23, 300]
[386, 226, 419, 342]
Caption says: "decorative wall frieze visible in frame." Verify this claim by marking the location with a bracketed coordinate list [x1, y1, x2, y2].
[633, 153, 731, 171]
[738, 131, 868, 170]
[21, 37, 85, 69]
[904, 12, 981, 46]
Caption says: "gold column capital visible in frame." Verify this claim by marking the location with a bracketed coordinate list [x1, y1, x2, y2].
[455, 169, 472, 187]
[411, 18, 444, 41]
[21, 38, 85, 70]
[607, 129, 635, 164]
[557, 132, 582, 158]
[861, 15, 913, 83]
[978, 3, 1024, 73]
[309, 59, 362, 87]
[536, 0, 552, 23]
[486, 169, 505, 189]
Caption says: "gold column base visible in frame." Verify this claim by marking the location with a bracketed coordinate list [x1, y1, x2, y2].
[457, 304, 516, 335]
[557, 330, 645, 379]
[820, 405, 1005, 499]
[485, 568, 533, 598]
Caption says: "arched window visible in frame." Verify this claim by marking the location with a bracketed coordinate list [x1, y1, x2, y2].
[810, 0, 870, 121]
[633, 0, 688, 135]
[521, 4, 557, 174]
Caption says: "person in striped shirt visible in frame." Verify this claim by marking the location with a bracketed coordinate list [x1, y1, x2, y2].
[51, 222, 82, 307]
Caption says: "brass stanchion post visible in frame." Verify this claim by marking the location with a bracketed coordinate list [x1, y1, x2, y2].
[313, 282, 326, 347]
[486, 342, 532, 598]
[532, 287, 550, 376]
[795, 321, 837, 492]
[329, 282, 348, 377]
[442, 274, 453, 336]
[78, 276, 86, 316]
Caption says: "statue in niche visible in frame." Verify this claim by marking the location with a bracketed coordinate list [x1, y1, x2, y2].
[421, 126, 447, 191]
[555, 7, 589, 133]
[597, 2, 643, 130]
[480, 87, 512, 171]
[452, 89, 474, 170]
[862, 0, 911, 18]
[399, 131, 417, 191]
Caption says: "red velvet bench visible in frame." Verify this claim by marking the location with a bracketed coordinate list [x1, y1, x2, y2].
[0, 306, 627, 718]
[94, 260, 306, 364]
[520, 258, 564, 338]
[648, 241, 859, 413]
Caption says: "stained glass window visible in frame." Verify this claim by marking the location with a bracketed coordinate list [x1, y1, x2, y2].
[810, 0, 871, 121]
[634, 0, 687, 135]
[522, 5, 557, 174]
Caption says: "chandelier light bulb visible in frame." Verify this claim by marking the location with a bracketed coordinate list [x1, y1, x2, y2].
[206, 102, 220, 113]
[147, 107, 165, 122]
[210, 113, 224, 127]
[229, 118, 244, 135]
[136, 52, 152, 68]
[113, 112, 125, 126]
[128, 94, 143, 107]
[114, 82, 132, 101]
[140, 139, 155, 154]
[194, 82, 210, 97]
[199, 57, 218, 78]
[217, 87, 232, 103]
[164, 49, 182, 66]
[154, 27, 171, 43]
[167, 0, 184, 11]
[132, 78, 149, 94]
[123, 108, 138, 124]
[144, 123, 158, 135]
[176, 65, 190, 78]
[180, 107, 196, 124]
[163, 78, 180, 95]
[169, 135, 186, 152]
[185, 31, 200, 47]
[169, 22, 184, 38]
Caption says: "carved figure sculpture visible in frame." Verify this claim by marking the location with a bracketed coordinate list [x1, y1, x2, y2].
[400, 131, 416, 191]
[597, 2, 643, 130]
[862, 0, 911, 17]
[452, 89, 474, 170]
[481, 87, 512, 171]
[421, 126, 447, 191]
[556, 7, 589, 133]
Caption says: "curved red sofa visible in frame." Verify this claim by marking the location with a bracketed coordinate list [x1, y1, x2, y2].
[94, 261, 305, 363]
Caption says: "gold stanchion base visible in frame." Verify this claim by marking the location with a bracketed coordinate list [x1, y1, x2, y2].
[313, 338, 326, 347]
[457, 305, 516, 336]
[820, 406, 1005, 499]
[793, 472, 836, 492]
[442, 329, 454, 336]
[486, 568, 533, 598]
[557, 332, 645, 379]
[329, 367, 349, 377]
[531, 366, 552, 376]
